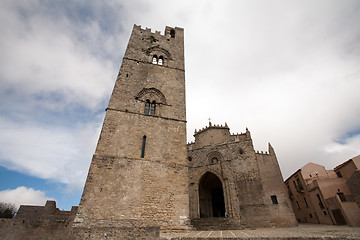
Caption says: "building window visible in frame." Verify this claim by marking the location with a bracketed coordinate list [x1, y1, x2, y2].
[296, 178, 304, 191]
[152, 55, 158, 64]
[304, 197, 309, 208]
[309, 213, 313, 218]
[239, 148, 244, 154]
[144, 100, 150, 115]
[296, 201, 300, 210]
[141, 135, 146, 158]
[287, 185, 293, 198]
[150, 101, 156, 115]
[317, 194, 325, 209]
[293, 181, 297, 190]
[210, 157, 219, 164]
[170, 29, 175, 38]
[271, 195, 278, 204]
[337, 192, 346, 202]
[152, 55, 164, 65]
[144, 100, 156, 115]
[158, 56, 163, 65]
[336, 171, 343, 178]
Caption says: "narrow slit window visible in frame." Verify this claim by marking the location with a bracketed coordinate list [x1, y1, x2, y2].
[304, 197, 309, 207]
[317, 194, 325, 209]
[150, 101, 156, 115]
[271, 195, 278, 204]
[144, 100, 150, 115]
[141, 135, 146, 158]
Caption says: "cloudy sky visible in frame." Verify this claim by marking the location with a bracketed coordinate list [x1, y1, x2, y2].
[1, 0, 359, 210]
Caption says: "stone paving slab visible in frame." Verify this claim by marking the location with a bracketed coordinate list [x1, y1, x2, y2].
[160, 224, 360, 239]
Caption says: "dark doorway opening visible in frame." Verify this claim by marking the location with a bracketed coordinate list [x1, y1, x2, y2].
[332, 209, 347, 225]
[199, 172, 226, 218]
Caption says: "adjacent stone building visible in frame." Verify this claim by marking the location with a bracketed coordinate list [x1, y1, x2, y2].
[0, 201, 77, 240]
[285, 155, 360, 227]
[187, 122, 297, 229]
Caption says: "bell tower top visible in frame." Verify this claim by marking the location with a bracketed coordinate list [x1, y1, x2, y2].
[124, 24, 184, 70]
[107, 24, 186, 122]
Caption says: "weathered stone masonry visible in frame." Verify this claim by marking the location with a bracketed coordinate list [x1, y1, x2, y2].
[0, 25, 298, 239]
[72, 24, 190, 238]
[188, 123, 297, 229]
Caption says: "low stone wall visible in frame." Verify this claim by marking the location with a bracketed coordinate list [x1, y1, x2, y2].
[0, 201, 75, 240]
[0, 217, 73, 240]
[72, 226, 160, 240]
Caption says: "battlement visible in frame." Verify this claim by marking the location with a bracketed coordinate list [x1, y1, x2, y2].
[121, 24, 185, 71]
[133, 24, 183, 39]
[189, 123, 254, 150]
[255, 143, 276, 156]
[15, 200, 77, 220]
[256, 150, 269, 155]
[194, 122, 229, 136]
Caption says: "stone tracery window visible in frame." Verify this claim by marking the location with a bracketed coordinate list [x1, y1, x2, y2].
[144, 100, 156, 115]
[137, 88, 166, 116]
[151, 55, 164, 65]
[211, 157, 218, 164]
[207, 152, 223, 165]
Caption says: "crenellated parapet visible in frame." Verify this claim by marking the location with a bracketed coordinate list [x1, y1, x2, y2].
[255, 143, 276, 156]
[256, 151, 269, 155]
[194, 122, 229, 136]
[133, 24, 180, 38]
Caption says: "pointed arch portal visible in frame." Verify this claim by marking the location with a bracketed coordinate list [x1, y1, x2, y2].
[199, 172, 226, 218]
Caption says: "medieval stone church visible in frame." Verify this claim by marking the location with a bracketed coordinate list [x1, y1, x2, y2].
[1, 25, 296, 239]
[71, 24, 296, 238]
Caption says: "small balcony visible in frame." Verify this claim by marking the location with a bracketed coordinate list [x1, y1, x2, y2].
[326, 195, 355, 207]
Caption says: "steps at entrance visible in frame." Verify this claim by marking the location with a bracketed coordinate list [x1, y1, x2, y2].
[191, 218, 246, 230]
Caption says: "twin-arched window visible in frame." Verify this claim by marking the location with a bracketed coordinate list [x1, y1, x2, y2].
[152, 55, 163, 65]
[144, 100, 156, 115]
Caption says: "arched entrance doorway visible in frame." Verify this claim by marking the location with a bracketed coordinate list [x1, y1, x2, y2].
[199, 172, 226, 218]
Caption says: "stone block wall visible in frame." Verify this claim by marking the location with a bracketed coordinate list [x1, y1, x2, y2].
[0, 201, 77, 240]
[188, 124, 297, 228]
[257, 150, 298, 227]
[73, 24, 190, 238]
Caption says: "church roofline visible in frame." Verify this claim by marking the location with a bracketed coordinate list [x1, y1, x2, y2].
[194, 122, 229, 136]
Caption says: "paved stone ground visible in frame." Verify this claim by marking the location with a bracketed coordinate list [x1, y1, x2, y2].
[160, 224, 360, 239]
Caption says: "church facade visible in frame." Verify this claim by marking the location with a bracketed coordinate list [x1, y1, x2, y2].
[188, 123, 296, 229]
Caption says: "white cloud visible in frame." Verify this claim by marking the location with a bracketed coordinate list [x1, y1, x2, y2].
[0, 186, 51, 209]
[0, 116, 102, 189]
[0, 0, 117, 111]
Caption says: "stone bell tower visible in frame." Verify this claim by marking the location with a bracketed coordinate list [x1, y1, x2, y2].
[72, 25, 189, 237]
